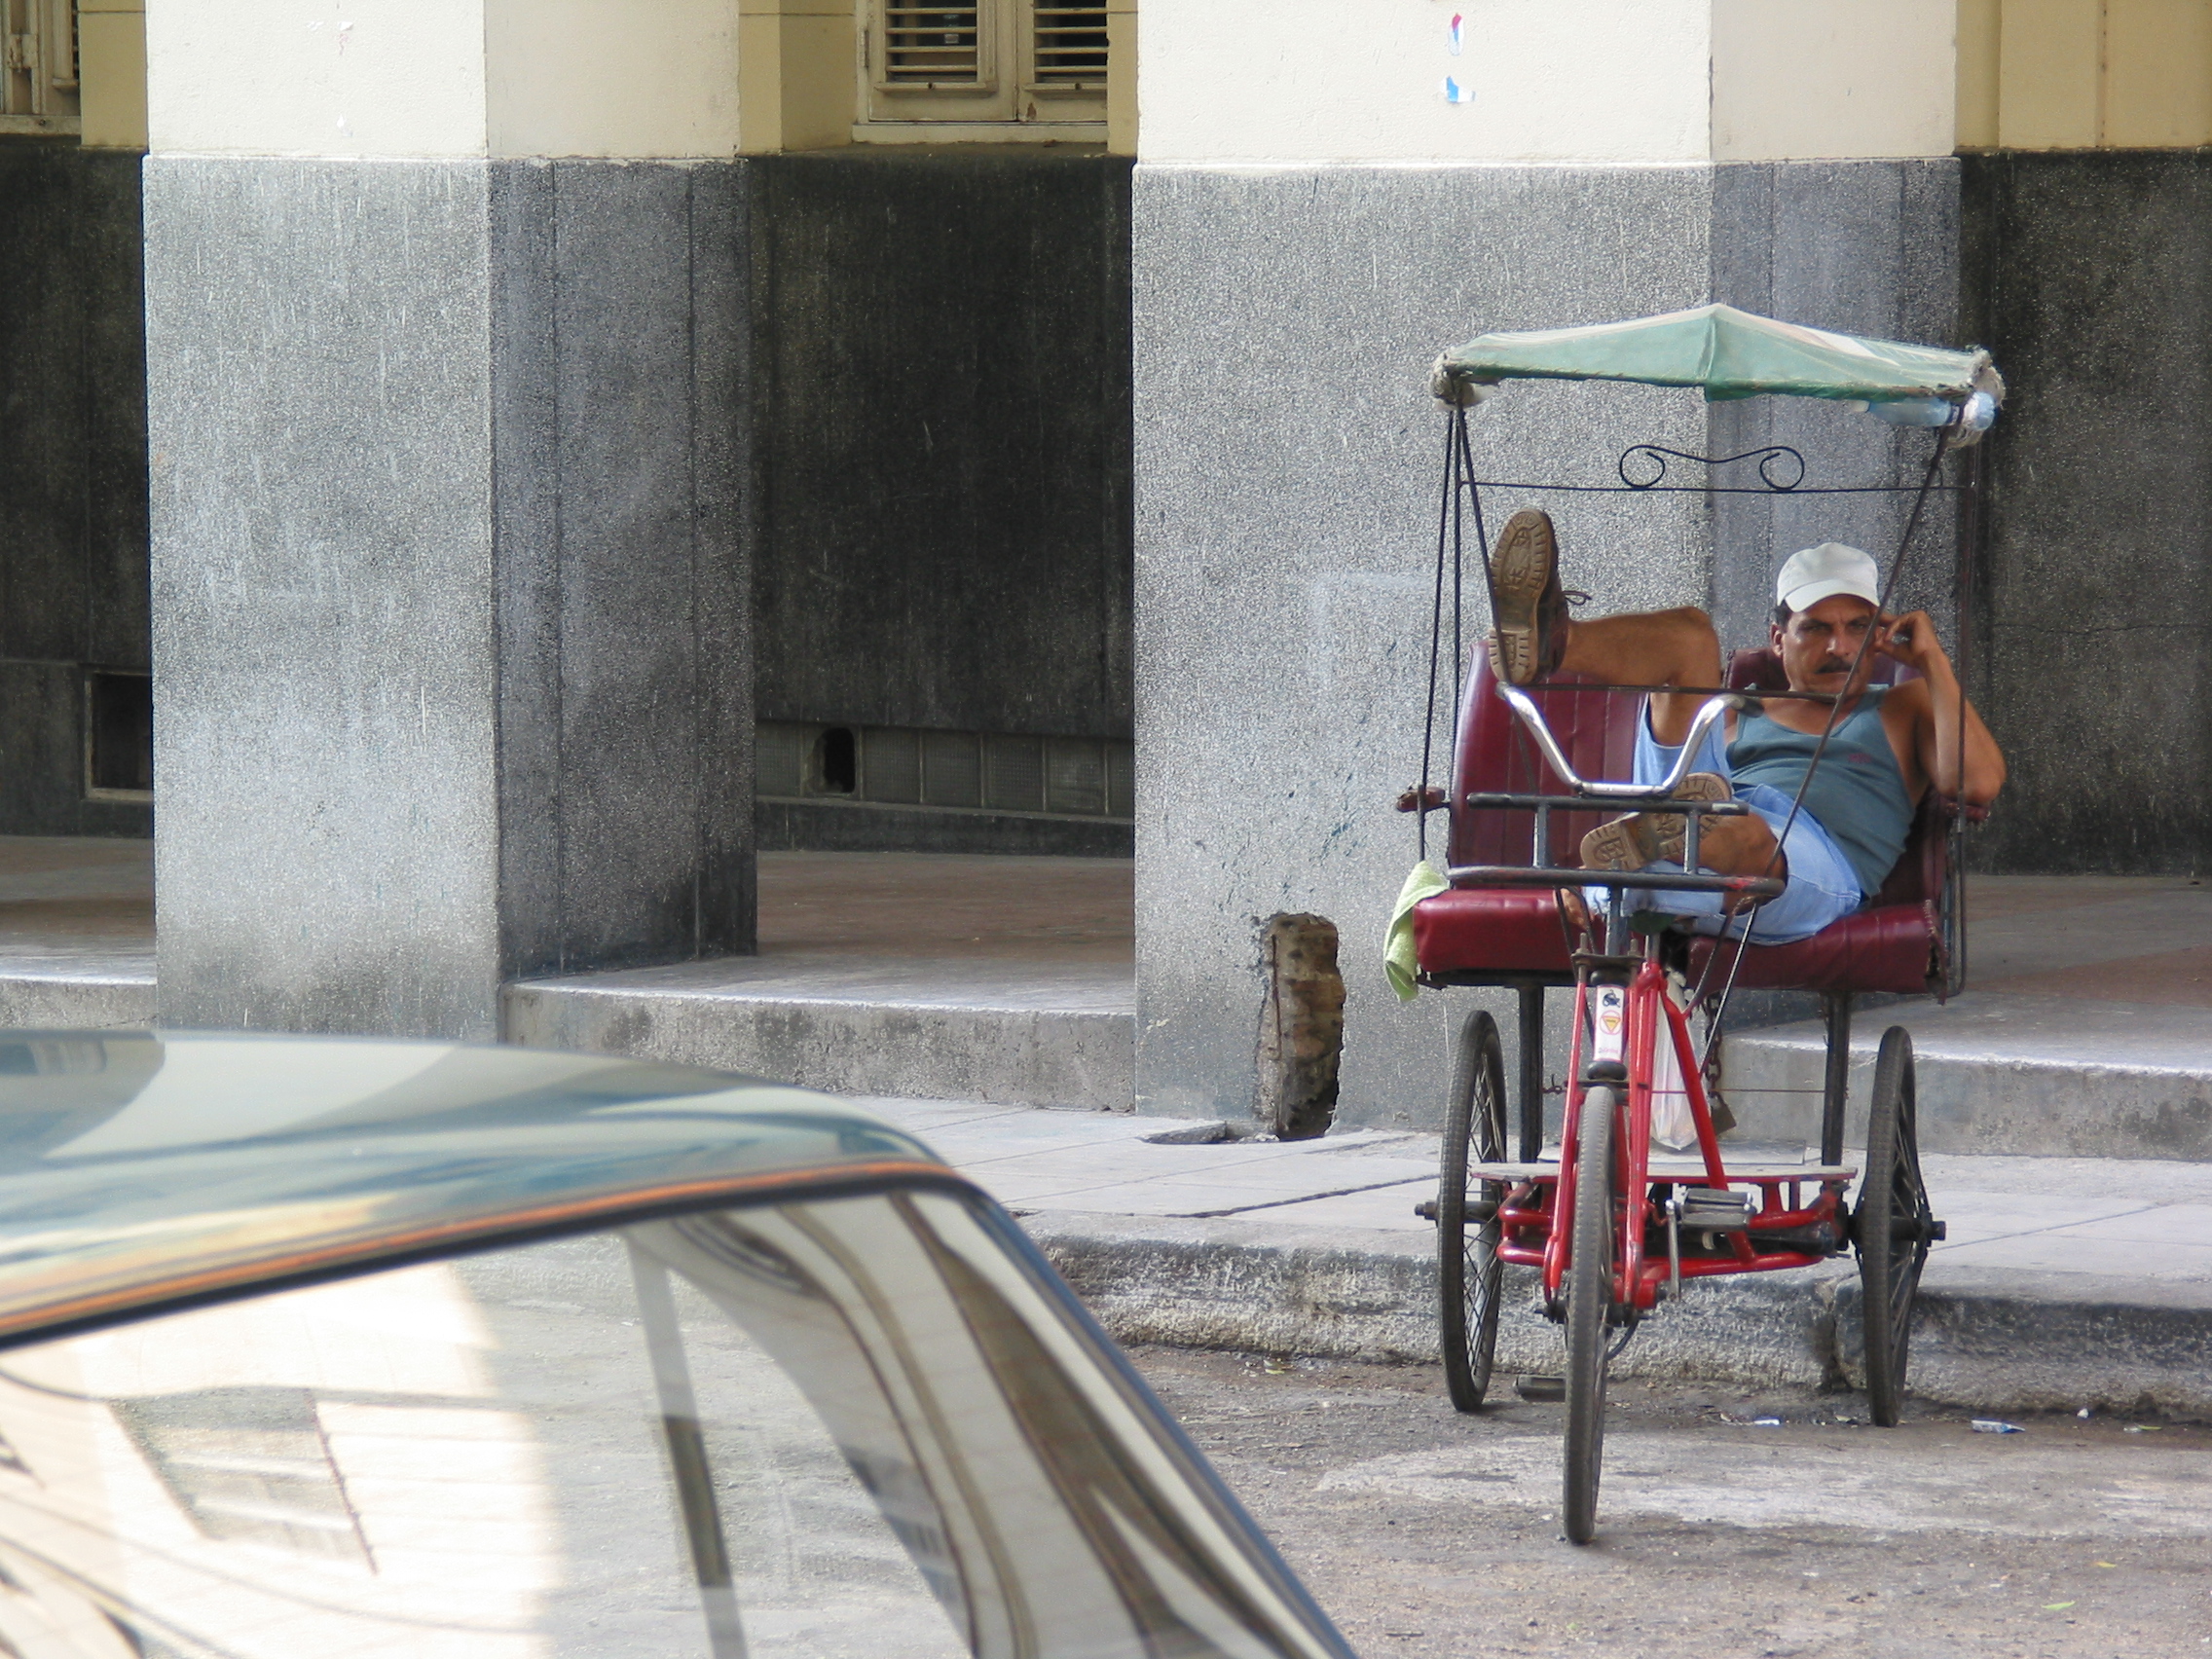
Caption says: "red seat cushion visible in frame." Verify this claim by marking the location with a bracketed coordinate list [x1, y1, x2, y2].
[1413, 888, 1573, 977]
[1685, 903, 1936, 996]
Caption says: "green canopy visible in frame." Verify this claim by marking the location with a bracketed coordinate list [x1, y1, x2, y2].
[1437, 304, 1998, 406]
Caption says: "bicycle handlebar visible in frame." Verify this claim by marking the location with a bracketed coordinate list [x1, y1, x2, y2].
[1444, 865, 1786, 900]
[1495, 684, 1744, 801]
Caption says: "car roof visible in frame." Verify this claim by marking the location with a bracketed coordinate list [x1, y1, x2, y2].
[0, 1030, 950, 1347]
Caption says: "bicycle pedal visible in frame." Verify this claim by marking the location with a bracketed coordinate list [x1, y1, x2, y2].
[1515, 1375, 1567, 1403]
[1678, 1190, 1753, 1230]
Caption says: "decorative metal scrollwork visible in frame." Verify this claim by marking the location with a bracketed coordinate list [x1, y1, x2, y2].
[1617, 443, 1807, 493]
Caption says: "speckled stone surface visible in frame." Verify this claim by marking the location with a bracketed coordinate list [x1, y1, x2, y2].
[1963, 151, 2212, 878]
[144, 157, 750, 1041]
[1129, 160, 1962, 1127]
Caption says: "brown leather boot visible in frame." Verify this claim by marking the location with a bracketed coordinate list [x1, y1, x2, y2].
[1484, 508, 1571, 685]
[1578, 773, 1735, 871]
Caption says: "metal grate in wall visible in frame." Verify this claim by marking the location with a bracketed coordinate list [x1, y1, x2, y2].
[1032, 3, 1108, 88]
[758, 722, 1132, 821]
[884, 6, 982, 84]
[85, 668, 153, 799]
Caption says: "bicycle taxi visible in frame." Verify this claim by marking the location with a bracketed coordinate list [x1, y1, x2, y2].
[1401, 307, 2001, 1543]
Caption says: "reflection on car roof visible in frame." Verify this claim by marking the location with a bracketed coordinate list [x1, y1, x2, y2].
[0, 1031, 948, 1348]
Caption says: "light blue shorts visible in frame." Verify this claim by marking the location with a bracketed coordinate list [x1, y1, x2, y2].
[1581, 706, 1866, 945]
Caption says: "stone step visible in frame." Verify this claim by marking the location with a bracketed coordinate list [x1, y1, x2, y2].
[1720, 992, 2212, 1161]
[504, 956, 1136, 1111]
[0, 835, 156, 1030]
[0, 968, 155, 1030]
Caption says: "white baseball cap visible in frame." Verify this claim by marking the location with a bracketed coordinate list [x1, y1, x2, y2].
[1776, 542, 1881, 613]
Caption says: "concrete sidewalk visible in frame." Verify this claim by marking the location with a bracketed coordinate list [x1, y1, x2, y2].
[862, 1096, 2212, 1420]
[6, 837, 2204, 1414]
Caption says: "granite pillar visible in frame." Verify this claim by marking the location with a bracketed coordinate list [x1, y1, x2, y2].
[147, 157, 751, 1037]
[1132, 160, 1962, 1127]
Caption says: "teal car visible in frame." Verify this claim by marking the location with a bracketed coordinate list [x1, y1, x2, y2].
[0, 1031, 1356, 1659]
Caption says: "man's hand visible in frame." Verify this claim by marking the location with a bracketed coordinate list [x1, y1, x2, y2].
[1876, 609, 1950, 678]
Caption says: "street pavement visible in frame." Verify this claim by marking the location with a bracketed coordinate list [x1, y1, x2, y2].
[1134, 1346, 2212, 1659]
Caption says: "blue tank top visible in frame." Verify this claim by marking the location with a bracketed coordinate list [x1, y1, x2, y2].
[1728, 690, 1916, 898]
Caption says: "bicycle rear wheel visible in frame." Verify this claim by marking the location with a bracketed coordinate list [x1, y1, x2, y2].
[1562, 1088, 1618, 1545]
[1438, 1010, 1509, 1413]
[1856, 1026, 1933, 1427]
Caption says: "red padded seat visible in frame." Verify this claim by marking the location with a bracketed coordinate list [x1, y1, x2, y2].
[1412, 888, 1574, 977]
[1411, 659, 1638, 981]
[1412, 649, 1952, 997]
[1682, 901, 1935, 995]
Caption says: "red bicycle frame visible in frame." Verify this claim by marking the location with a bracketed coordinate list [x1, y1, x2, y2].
[1503, 955, 1840, 1313]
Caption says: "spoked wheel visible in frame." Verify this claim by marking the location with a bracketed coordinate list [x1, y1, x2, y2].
[1563, 1088, 1620, 1545]
[1856, 1026, 1936, 1427]
[1438, 1010, 1509, 1413]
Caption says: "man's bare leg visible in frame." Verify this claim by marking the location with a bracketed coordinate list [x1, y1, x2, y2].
[1557, 608, 1723, 746]
[1481, 510, 1780, 883]
[1557, 610, 1779, 878]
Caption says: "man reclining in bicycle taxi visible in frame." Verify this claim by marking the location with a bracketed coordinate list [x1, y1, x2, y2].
[1486, 509, 2007, 943]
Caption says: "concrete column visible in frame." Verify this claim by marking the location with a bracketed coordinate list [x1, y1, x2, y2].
[1132, 2, 1963, 1124]
[146, 2, 753, 1037]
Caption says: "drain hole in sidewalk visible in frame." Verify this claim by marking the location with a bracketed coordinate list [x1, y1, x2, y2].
[1142, 1120, 1275, 1145]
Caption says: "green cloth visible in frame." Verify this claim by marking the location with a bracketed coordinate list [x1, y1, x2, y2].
[1384, 861, 1451, 1003]
[1439, 304, 1997, 405]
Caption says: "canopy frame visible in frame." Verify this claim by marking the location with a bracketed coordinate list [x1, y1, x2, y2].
[1413, 402, 1985, 1048]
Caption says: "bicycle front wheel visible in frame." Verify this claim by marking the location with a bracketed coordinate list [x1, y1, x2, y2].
[1563, 1088, 1618, 1545]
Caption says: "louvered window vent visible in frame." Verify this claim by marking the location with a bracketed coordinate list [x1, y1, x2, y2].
[884, 5, 982, 86]
[862, 0, 1107, 129]
[1031, 3, 1107, 90]
[759, 721, 1132, 822]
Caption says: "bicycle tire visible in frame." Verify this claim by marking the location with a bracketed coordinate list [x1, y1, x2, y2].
[1438, 1010, 1509, 1413]
[1563, 1088, 1618, 1545]
[1856, 1026, 1932, 1427]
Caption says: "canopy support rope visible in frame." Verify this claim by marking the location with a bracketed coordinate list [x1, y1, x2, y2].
[1691, 429, 1958, 1062]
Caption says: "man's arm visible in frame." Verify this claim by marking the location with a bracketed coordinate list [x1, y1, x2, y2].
[1880, 610, 2007, 806]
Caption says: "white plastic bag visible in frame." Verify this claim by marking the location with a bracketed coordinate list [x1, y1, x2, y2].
[1649, 993, 1698, 1152]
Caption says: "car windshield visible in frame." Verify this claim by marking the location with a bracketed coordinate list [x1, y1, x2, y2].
[0, 1186, 1347, 1659]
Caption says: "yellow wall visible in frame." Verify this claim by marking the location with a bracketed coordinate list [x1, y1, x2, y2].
[1959, 0, 2212, 148]
[144, 0, 745, 159]
[1712, 0, 1956, 161]
[737, 0, 852, 152]
[79, 0, 148, 149]
[117, 2, 1122, 159]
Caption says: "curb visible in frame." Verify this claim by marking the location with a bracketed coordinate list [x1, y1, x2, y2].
[505, 980, 1134, 1110]
[1024, 1212, 2212, 1419]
